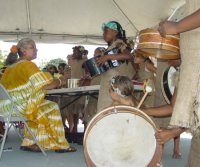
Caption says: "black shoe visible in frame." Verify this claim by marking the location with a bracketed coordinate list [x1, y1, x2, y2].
[55, 147, 77, 153]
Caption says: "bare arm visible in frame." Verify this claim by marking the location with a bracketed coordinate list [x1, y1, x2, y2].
[106, 53, 131, 61]
[158, 9, 200, 36]
[155, 127, 185, 145]
[177, 9, 200, 33]
[145, 61, 157, 74]
[44, 77, 66, 90]
[96, 48, 132, 65]
[142, 88, 177, 117]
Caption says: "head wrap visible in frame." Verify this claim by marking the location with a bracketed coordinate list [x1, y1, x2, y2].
[102, 21, 119, 32]
[102, 21, 126, 40]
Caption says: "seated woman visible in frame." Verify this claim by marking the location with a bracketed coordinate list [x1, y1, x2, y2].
[109, 75, 138, 107]
[0, 38, 76, 153]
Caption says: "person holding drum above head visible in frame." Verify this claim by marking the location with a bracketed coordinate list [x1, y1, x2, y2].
[109, 75, 138, 107]
[96, 21, 136, 112]
[155, 4, 200, 166]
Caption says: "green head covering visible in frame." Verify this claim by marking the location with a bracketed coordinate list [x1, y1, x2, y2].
[102, 21, 119, 32]
[101, 21, 126, 41]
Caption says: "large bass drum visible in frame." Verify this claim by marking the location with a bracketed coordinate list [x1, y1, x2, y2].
[161, 66, 177, 104]
[137, 28, 180, 60]
[84, 105, 162, 167]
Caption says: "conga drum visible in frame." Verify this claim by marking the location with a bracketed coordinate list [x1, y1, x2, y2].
[137, 28, 180, 60]
[84, 105, 162, 167]
[161, 66, 177, 104]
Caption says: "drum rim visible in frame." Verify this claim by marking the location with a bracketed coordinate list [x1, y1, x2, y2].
[161, 66, 176, 104]
[139, 28, 180, 38]
[84, 105, 163, 167]
[84, 56, 107, 77]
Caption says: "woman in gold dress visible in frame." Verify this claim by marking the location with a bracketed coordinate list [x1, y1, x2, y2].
[0, 38, 76, 153]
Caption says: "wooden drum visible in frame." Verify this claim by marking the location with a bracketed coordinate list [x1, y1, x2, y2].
[137, 28, 180, 60]
[84, 105, 162, 167]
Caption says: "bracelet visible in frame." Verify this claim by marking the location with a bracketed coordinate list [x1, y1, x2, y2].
[58, 78, 62, 87]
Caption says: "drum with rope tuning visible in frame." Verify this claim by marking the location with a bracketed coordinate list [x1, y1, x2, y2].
[137, 28, 180, 60]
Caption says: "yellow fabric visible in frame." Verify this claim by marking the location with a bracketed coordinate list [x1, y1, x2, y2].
[0, 60, 69, 150]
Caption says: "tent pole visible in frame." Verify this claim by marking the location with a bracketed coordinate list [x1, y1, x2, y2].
[25, 0, 32, 36]
[112, 0, 139, 32]
[168, 3, 185, 21]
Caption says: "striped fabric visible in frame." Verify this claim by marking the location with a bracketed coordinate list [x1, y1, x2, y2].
[0, 60, 69, 150]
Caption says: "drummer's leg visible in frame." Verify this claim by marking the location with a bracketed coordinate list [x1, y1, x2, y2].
[68, 114, 74, 133]
[72, 114, 78, 133]
[173, 135, 181, 159]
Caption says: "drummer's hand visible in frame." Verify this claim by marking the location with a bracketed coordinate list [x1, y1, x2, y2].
[158, 21, 179, 37]
[155, 128, 173, 145]
[96, 55, 109, 66]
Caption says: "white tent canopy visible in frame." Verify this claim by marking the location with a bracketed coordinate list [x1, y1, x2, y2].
[0, 0, 185, 44]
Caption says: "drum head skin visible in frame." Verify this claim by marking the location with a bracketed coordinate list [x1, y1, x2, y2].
[161, 66, 176, 104]
[84, 106, 162, 167]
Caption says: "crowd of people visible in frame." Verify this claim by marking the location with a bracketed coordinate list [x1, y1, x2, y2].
[0, 1, 200, 166]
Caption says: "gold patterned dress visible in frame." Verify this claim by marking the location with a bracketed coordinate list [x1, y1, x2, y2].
[0, 60, 70, 150]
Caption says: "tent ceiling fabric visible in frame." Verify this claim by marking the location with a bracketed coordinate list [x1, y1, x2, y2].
[0, 0, 185, 44]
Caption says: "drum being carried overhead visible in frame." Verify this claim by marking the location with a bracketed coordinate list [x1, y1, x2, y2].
[84, 105, 162, 167]
[137, 28, 180, 60]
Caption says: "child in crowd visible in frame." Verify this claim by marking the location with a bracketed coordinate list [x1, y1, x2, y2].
[109, 75, 138, 107]
[83, 47, 105, 125]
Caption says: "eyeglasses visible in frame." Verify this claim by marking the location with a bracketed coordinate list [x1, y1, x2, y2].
[25, 46, 37, 50]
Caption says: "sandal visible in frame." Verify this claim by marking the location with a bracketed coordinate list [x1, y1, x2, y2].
[20, 144, 41, 152]
[55, 146, 77, 153]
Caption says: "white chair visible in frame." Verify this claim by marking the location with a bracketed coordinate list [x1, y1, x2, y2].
[0, 84, 47, 159]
